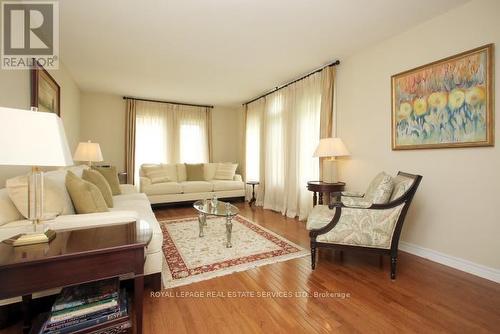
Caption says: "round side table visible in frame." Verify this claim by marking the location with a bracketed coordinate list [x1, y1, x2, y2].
[306, 181, 345, 206]
[246, 181, 260, 207]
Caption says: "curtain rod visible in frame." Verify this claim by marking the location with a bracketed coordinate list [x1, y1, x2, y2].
[123, 96, 214, 109]
[242, 60, 340, 106]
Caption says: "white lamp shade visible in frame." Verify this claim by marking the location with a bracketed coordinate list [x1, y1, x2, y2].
[0, 107, 73, 166]
[73, 141, 103, 162]
[313, 137, 350, 157]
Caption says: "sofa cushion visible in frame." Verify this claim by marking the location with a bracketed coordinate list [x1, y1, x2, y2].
[210, 180, 244, 191]
[180, 181, 213, 193]
[142, 182, 182, 196]
[6, 175, 65, 219]
[176, 164, 187, 182]
[204, 163, 218, 181]
[110, 196, 162, 254]
[119, 184, 138, 195]
[66, 171, 108, 214]
[214, 163, 238, 180]
[185, 163, 205, 181]
[82, 169, 113, 208]
[92, 166, 121, 195]
[160, 164, 178, 182]
[0, 189, 23, 226]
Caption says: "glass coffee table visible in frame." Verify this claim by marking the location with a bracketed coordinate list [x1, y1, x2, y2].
[193, 199, 239, 248]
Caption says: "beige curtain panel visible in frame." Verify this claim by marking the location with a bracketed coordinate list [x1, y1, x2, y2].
[125, 99, 137, 184]
[319, 66, 336, 180]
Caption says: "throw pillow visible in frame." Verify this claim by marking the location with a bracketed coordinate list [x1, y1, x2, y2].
[0, 188, 23, 226]
[214, 163, 238, 180]
[92, 166, 121, 195]
[364, 172, 394, 204]
[185, 163, 205, 181]
[82, 169, 113, 208]
[66, 171, 108, 214]
[142, 165, 171, 184]
[6, 175, 65, 219]
[176, 163, 187, 182]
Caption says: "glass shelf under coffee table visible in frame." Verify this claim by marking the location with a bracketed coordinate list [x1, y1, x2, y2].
[193, 199, 239, 248]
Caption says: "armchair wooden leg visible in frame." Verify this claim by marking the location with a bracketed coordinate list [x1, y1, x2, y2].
[311, 242, 317, 270]
[338, 250, 344, 262]
[390, 256, 397, 280]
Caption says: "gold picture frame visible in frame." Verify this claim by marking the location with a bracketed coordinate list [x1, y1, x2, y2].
[31, 61, 61, 116]
[391, 44, 494, 150]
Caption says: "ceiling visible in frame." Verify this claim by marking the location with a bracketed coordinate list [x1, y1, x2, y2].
[60, 0, 468, 106]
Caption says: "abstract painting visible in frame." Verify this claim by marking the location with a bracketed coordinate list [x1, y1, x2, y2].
[392, 44, 493, 150]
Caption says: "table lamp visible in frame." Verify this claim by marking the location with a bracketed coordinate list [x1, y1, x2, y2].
[313, 137, 350, 183]
[73, 140, 103, 166]
[0, 106, 73, 246]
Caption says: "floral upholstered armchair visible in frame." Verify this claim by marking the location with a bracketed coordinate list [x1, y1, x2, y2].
[307, 171, 422, 279]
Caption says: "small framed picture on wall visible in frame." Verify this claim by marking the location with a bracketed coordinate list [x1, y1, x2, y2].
[31, 61, 61, 116]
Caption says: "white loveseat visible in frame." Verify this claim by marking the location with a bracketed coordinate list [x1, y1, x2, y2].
[0, 166, 164, 305]
[140, 163, 245, 204]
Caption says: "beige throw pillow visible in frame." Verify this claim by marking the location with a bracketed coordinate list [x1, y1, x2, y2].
[185, 163, 205, 181]
[82, 169, 113, 208]
[92, 166, 121, 195]
[6, 175, 65, 219]
[214, 163, 238, 180]
[143, 165, 171, 184]
[66, 171, 108, 214]
[0, 188, 23, 226]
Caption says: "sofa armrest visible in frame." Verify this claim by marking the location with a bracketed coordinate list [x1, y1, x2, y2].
[140, 176, 152, 192]
[47, 210, 139, 231]
[233, 174, 243, 182]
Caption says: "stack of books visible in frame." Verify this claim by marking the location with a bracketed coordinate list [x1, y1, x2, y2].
[40, 278, 130, 334]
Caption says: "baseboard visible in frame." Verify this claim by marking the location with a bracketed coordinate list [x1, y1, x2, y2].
[399, 241, 500, 283]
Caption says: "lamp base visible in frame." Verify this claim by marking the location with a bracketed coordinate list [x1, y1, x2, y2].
[3, 229, 56, 247]
[321, 159, 339, 183]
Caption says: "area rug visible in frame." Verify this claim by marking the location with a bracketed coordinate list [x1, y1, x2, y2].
[159, 215, 309, 289]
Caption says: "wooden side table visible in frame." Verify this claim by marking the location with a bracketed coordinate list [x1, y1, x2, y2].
[246, 181, 259, 207]
[307, 181, 346, 206]
[0, 222, 151, 334]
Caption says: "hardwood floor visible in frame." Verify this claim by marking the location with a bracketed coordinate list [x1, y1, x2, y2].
[1, 203, 499, 333]
[146, 203, 500, 333]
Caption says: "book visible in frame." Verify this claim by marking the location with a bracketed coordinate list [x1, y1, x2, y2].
[52, 278, 119, 312]
[49, 298, 118, 323]
[44, 291, 128, 334]
[44, 306, 117, 331]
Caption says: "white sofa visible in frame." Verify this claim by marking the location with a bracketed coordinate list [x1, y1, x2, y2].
[0, 166, 164, 305]
[140, 163, 245, 205]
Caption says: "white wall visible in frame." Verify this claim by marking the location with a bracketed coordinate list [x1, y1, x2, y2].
[0, 62, 81, 186]
[79, 93, 245, 172]
[80, 92, 126, 169]
[337, 0, 500, 269]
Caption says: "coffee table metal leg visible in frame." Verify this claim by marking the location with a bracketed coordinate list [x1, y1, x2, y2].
[198, 213, 206, 237]
[225, 216, 233, 248]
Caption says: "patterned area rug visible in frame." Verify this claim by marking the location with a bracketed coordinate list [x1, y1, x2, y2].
[159, 215, 309, 289]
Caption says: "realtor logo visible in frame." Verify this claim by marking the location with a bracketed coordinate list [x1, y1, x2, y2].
[1, 0, 59, 69]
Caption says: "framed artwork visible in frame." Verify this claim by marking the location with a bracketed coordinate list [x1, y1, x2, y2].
[391, 44, 494, 150]
[31, 62, 61, 116]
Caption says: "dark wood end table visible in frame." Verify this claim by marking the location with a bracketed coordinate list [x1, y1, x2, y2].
[246, 181, 260, 207]
[0, 221, 151, 334]
[307, 181, 346, 206]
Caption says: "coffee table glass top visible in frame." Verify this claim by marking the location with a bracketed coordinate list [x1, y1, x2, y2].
[193, 199, 239, 216]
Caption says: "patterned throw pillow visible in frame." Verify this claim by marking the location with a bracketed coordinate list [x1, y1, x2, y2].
[364, 172, 394, 204]
[214, 163, 238, 180]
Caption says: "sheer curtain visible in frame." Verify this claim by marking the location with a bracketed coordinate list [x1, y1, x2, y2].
[134, 101, 209, 183]
[245, 69, 330, 220]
